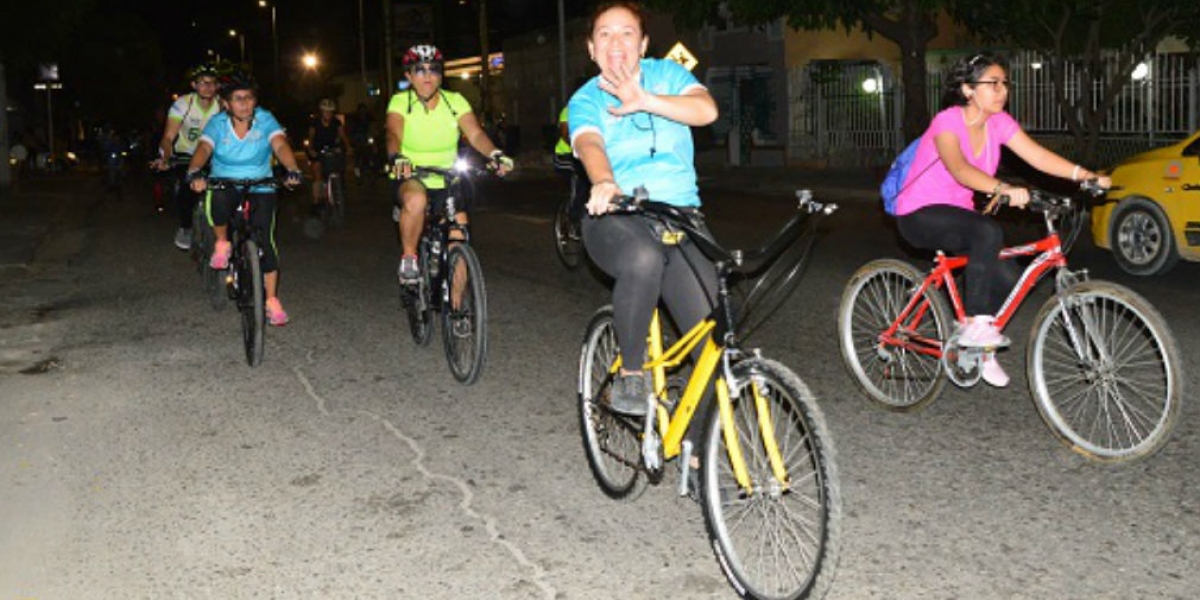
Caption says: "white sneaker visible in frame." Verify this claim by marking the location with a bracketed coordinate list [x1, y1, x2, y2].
[174, 228, 191, 251]
[957, 316, 1010, 348]
[980, 353, 1009, 387]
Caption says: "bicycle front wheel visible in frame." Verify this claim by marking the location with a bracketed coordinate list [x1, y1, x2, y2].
[701, 359, 841, 600]
[577, 306, 646, 500]
[237, 239, 265, 367]
[553, 197, 583, 269]
[329, 175, 345, 228]
[442, 243, 488, 384]
[837, 259, 951, 411]
[1027, 280, 1182, 461]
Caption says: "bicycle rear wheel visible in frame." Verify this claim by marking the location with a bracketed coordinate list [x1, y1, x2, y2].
[837, 258, 951, 411]
[441, 243, 488, 384]
[701, 358, 841, 600]
[192, 205, 224, 311]
[1027, 280, 1182, 461]
[236, 239, 265, 367]
[578, 306, 646, 500]
[401, 276, 433, 347]
[553, 197, 584, 269]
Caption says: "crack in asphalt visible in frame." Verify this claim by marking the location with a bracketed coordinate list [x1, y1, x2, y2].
[292, 353, 556, 599]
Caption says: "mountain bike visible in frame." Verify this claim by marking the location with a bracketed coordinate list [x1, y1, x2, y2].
[206, 177, 283, 367]
[837, 181, 1182, 462]
[578, 190, 842, 600]
[399, 164, 489, 385]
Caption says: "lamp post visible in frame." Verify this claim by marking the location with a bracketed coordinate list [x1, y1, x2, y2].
[34, 81, 63, 169]
[229, 29, 246, 65]
[258, 1, 279, 96]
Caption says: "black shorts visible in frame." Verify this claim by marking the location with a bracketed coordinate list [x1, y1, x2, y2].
[390, 178, 469, 215]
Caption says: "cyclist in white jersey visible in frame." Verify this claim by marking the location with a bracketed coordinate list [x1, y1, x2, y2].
[152, 64, 222, 251]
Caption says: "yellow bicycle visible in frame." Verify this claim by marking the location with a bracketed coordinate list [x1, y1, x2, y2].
[577, 191, 842, 600]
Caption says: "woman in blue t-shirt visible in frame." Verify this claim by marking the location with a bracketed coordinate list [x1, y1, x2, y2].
[568, 1, 718, 417]
[187, 72, 303, 326]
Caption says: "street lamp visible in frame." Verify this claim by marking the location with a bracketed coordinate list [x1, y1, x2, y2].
[33, 81, 63, 168]
[302, 52, 320, 104]
[229, 29, 246, 65]
[258, 1, 279, 96]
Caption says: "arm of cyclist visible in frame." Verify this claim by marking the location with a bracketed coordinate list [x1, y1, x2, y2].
[152, 118, 184, 171]
[573, 130, 623, 216]
[1004, 130, 1112, 189]
[270, 134, 304, 189]
[384, 111, 413, 179]
[458, 112, 512, 176]
[599, 63, 718, 125]
[933, 131, 1032, 213]
[186, 141, 214, 192]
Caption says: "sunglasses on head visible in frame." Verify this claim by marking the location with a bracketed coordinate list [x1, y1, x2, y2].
[409, 63, 442, 76]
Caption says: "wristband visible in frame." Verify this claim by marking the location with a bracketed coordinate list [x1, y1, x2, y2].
[1071, 165, 1082, 181]
[990, 182, 1004, 198]
[594, 178, 615, 186]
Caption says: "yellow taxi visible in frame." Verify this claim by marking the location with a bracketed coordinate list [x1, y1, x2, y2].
[1090, 130, 1200, 275]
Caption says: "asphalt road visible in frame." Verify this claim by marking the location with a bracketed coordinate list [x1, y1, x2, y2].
[1, 172, 1197, 599]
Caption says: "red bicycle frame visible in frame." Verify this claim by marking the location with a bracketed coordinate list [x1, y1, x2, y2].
[880, 229, 1067, 360]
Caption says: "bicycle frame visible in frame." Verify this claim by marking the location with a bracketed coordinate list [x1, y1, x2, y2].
[882, 201, 1076, 361]
[608, 310, 786, 495]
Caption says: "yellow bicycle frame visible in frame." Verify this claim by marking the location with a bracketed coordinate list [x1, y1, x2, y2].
[610, 310, 790, 494]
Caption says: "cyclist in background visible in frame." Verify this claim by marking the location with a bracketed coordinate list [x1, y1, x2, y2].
[152, 64, 222, 250]
[305, 98, 351, 215]
[186, 72, 303, 327]
[891, 52, 1111, 387]
[554, 79, 589, 224]
[569, 1, 719, 416]
[385, 44, 513, 284]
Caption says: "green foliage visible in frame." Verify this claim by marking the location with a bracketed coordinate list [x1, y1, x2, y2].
[952, 0, 1200, 55]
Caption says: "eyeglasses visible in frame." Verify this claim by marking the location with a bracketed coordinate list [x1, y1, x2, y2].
[195, 80, 218, 87]
[409, 64, 442, 76]
[971, 80, 1013, 91]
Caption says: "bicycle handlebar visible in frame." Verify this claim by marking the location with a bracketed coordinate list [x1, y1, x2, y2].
[205, 176, 284, 191]
[996, 178, 1108, 216]
[609, 189, 838, 274]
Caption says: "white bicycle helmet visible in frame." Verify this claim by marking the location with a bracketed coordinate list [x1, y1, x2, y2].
[403, 44, 443, 67]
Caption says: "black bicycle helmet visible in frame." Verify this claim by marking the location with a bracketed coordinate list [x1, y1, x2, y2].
[218, 71, 258, 99]
[402, 44, 443, 67]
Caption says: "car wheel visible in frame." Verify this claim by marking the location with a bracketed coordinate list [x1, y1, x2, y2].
[1110, 197, 1179, 276]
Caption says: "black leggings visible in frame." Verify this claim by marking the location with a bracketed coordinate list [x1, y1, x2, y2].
[206, 189, 280, 273]
[896, 204, 1018, 316]
[581, 213, 718, 370]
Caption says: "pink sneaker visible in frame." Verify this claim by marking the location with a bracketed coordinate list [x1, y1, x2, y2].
[266, 297, 289, 327]
[210, 240, 232, 270]
[957, 316, 1010, 348]
[980, 353, 1009, 387]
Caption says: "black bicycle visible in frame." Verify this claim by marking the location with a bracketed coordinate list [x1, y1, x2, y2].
[317, 147, 346, 229]
[553, 168, 586, 269]
[399, 165, 489, 385]
[205, 177, 283, 367]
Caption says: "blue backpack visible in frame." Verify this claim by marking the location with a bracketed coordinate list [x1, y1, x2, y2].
[880, 138, 937, 215]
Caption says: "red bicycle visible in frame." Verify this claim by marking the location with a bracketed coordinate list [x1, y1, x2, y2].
[837, 181, 1182, 462]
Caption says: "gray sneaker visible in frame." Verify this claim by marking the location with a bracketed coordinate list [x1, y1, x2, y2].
[174, 228, 191, 251]
[397, 255, 420, 283]
[609, 372, 650, 416]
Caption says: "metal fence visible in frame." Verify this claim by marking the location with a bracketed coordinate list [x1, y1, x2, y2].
[793, 50, 1199, 168]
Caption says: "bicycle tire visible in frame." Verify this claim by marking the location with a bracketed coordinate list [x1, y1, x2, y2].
[700, 358, 841, 600]
[577, 306, 647, 500]
[237, 239, 265, 367]
[837, 259, 952, 411]
[553, 197, 584, 269]
[331, 175, 345, 229]
[441, 243, 488, 384]
[1027, 279, 1182, 462]
[401, 276, 433, 347]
